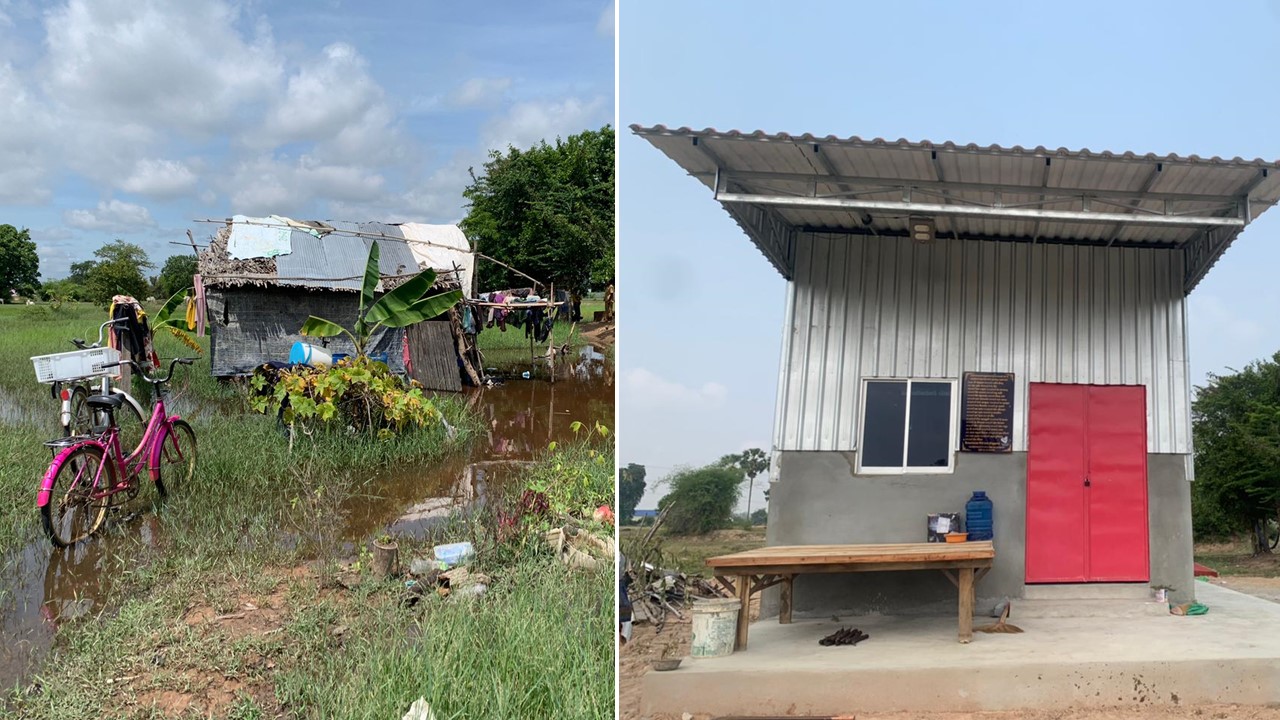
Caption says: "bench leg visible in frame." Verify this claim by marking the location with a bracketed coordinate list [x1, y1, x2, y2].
[958, 566, 974, 643]
[735, 574, 751, 650]
[779, 574, 794, 625]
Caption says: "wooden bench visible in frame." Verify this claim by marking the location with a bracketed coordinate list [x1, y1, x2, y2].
[706, 541, 995, 650]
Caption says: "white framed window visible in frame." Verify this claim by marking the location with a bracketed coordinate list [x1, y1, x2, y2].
[857, 378, 959, 474]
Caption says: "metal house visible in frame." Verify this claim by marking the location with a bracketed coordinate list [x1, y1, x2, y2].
[635, 125, 1280, 614]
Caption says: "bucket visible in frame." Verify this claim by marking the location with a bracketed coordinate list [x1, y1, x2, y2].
[690, 597, 741, 658]
[289, 342, 333, 368]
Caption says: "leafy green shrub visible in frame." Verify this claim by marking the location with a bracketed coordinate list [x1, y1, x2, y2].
[659, 465, 742, 535]
[492, 421, 613, 547]
[249, 356, 440, 435]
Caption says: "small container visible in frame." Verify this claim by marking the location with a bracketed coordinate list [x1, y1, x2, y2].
[433, 541, 475, 568]
[965, 491, 994, 542]
[945, 532, 969, 543]
[289, 342, 333, 368]
[653, 658, 682, 671]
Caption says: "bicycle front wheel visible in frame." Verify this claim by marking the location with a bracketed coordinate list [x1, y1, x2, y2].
[41, 445, 114, 547]
[112, 391, 147, 455]
[154, 420, 197, 498]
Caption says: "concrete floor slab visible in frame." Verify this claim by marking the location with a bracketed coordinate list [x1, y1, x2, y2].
[643, 583, 1280, 717]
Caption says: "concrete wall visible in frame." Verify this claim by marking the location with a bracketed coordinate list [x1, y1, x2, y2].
[760, 450, 1194, 618]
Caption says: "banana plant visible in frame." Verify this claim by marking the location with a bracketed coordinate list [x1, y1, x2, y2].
[300, 241, 463, 357]
[153, 286, 202, 354]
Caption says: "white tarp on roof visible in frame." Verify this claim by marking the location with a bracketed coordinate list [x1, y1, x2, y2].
[398, 223, 475, 297]
[226, 215, 294, 259]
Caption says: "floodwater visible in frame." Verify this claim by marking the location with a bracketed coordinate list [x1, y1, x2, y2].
[0, 352, 612, 691]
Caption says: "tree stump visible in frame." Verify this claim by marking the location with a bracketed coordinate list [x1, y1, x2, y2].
[372, 540, 399, 578]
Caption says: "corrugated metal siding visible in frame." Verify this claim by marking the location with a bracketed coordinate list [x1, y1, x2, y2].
[774, 233, 1191, 454]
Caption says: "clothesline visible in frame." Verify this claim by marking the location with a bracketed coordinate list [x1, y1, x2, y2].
[195, 217, 475, 254]
[466, 300, 566, 308]
[201, 268, 463, 283]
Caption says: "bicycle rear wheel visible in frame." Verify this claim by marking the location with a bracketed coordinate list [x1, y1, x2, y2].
[154, 419, 197, 498]
[41, 445, 114, 547]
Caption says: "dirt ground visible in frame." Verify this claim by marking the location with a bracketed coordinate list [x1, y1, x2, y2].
[579, 321, 614, 351]
[620, 577, 1280, 720]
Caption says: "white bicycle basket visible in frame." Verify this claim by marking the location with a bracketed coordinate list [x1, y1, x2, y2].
[30, 347, 122, 384]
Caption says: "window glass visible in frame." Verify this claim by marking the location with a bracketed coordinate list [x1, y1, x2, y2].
[907, 381, 952, 467]
[862, 381, 907, 467]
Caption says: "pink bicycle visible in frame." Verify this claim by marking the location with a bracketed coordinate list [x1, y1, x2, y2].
[38, 357, 199, 547]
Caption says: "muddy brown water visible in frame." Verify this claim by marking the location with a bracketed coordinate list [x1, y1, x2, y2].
[0, 356, 612, 692]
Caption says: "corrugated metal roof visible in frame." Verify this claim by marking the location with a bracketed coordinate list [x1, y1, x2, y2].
[272, 222, 418, 292]
[631, 125, 1280, 291]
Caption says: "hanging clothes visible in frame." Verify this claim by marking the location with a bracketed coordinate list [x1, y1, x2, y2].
[193, 273, 207, 337]
[184, 296, 197, 331]
[461, 305, 476, 335]
[108, 295, 159, 370]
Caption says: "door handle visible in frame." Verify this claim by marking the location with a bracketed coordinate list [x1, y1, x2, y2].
[1084, 477, 1091, 487]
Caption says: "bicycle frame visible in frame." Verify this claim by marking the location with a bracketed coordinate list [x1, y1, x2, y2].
[36, 392, 177, 509]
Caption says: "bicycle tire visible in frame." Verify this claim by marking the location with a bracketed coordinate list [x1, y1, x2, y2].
[154, 419, 197, 498]
[112, 389, 147, 454]
[41, 444, 114, 548]
[66, 385, 90, 436]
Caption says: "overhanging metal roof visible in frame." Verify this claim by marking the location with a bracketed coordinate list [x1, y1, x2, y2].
[632, 125, 1280, 293]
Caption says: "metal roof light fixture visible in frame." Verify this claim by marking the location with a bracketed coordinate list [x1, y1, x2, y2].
[909, 215, 936, 243]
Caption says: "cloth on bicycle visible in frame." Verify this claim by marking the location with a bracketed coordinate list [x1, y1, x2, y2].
[108, 296, 159, 371]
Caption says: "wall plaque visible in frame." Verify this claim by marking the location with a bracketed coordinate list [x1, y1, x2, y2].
[961, 372, 1014, 453]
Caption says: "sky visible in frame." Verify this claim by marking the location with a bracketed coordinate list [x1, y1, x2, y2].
[0, 0, 614, 279]
[618, 0, 1280, 511]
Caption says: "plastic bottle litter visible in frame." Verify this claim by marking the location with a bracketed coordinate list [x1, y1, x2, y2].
[433, 541, 475, 567]
[521, 371, 531, 379]
[409, 558, 445, 575]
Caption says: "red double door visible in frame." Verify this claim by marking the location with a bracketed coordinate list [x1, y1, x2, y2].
[1025, 384, 1149, 583]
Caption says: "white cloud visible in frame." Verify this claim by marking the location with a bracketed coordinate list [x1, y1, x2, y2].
[596, 2, 614, 37]
[119, 158, 198, 197]
[254, 42, 407, 166]
[481, 96, 608, 152]
[226, 154, 387, 216]
[621, 367, 727, 411]
[43, 0, 282, 136]
[64, 200, 157, 232]
[448, 77, 511, 108]
[0, 62, 55, 203]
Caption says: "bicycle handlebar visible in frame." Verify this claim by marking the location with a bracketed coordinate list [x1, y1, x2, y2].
[100, 357, 195, 385]
[70, 318, 128, 350]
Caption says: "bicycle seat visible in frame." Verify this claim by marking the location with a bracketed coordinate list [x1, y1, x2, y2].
[86, 394, 123, 410]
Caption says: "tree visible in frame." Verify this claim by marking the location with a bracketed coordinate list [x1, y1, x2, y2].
[750, 508, 768, 525]
[658, 465, 742, 535]
[0, 224, 40, 300]
[81, 240, 154, 305]
[619, 463, 647, 525]
[1192, 355, 1280, 554]
[718, 448, 770, 517]
[461, 126, 614, 294]
[156, 254, 199, 300]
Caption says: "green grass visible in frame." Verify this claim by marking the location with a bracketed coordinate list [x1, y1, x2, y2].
[0, 302, 614, 719]
[620, 526, 767, 576]
[1194, 538, 1280, 577]
[476, 300, 605, 368]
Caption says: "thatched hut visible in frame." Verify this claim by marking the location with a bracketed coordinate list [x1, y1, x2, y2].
[197, 217, 471, 390]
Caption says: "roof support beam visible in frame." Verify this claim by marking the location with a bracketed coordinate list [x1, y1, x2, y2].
[701, 169, 1249, 205]
[701, 140, 794, 275]
[1105, 163, 1162, 246]
[715, 192, 1246, 229]
[1183, 168, 1270, 292]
